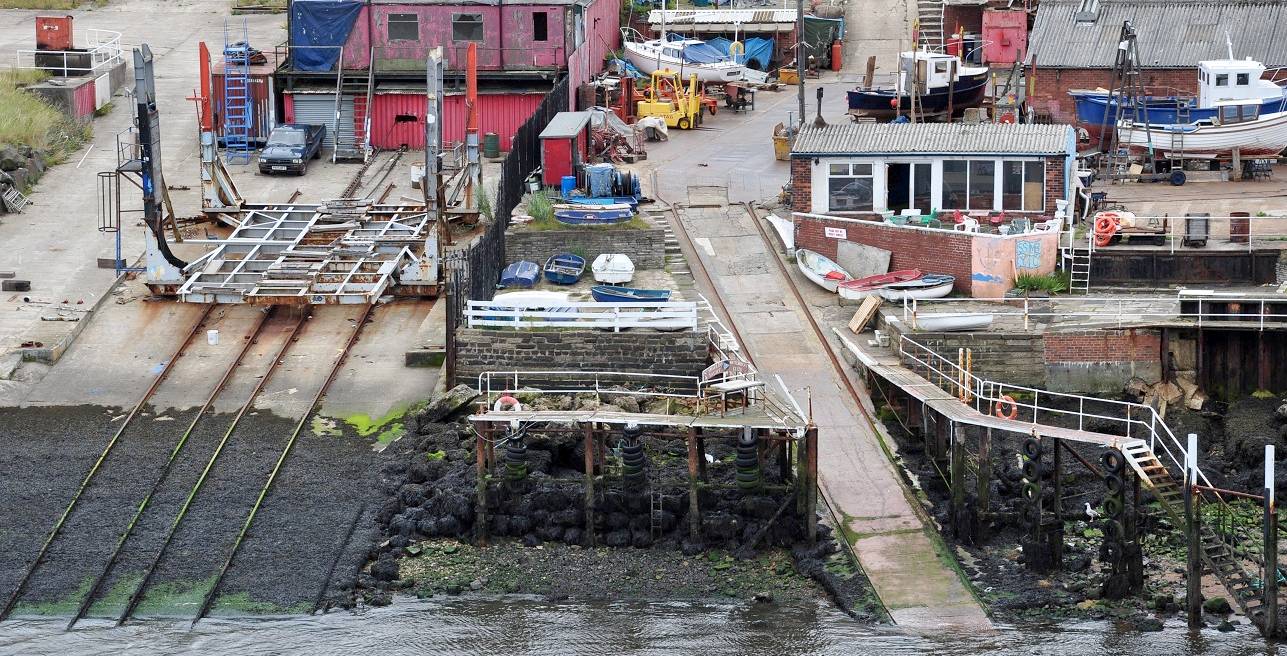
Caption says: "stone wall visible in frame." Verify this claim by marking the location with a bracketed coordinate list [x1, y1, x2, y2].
[454, 328, 708, 391]
[913, 332, 1047, 387]
[505, 224, 666, 270]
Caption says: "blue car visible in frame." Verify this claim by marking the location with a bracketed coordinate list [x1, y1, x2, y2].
[258, 123, 326, 176]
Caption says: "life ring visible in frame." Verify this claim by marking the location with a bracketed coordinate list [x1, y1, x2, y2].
[494, 395, 522, 412]
[1093, 214, 1118, 247]
[995, 395, 1019, 420]
[729, 40, 745, 60]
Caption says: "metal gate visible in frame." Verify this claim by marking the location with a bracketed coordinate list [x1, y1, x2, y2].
[289, 93, 354, 149]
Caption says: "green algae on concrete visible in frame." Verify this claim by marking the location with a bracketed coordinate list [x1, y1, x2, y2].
[343, 406, 413, 451]
[11, 576, 93, 616]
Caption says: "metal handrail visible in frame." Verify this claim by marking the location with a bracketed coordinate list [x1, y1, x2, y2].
[897, 334, 1217, 492]
[465, 300, 699, 332]
[14, 29, 123, 74]
[902, 293, 1287, 331]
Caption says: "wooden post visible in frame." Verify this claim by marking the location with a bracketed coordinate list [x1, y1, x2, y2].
[1052, 437, 1063, 522]
[946, 59, 956, 123]
[695, 428, 708, 482]
[950, 422, 965, 536]
[805, 424, 819, 545]
[779, 437, 792, 483]
[475, 422, 490, 545]
[863, 55, 876, 89]
[1264, 445, 1278, 636]
[1259, 332, 1271, 392]
[687, 426, 702, 540]
[583, 422, 597, 547]
[1185, 433, 1202, 628]
[976, 427, 991, 538]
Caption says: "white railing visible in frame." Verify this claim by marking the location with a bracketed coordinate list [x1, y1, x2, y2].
[465, 300, 698, 332]
[897, 334, 1217, 491]
[14, 28, 123, 75]
[478, 370, 701, 403]
[900, 292, 1287, 331]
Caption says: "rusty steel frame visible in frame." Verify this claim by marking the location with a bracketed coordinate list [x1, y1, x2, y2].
[174, 203, 436, 304]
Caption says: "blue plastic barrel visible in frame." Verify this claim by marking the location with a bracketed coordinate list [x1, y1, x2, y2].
[561, 175, 577, 198]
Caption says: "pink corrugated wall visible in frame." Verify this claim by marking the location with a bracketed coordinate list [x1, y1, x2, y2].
[567, 0, 620, 105]
[72, 80, 96, 122]
[370, 92, 546, 150]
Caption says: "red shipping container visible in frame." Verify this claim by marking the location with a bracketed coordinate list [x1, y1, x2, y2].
[211, 52, 279, 144]
[35, 15, 73, 51]
[369, 92, 546, 151]
[982, 10, 1027, 65]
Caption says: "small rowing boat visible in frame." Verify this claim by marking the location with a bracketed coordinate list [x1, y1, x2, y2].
[543, 253, 586, 285]
[796, 249, 851, 293]
[913, 312, 993, 332]
[499, 260, 540, 288]
[591, 253, 635, 284]
[590, 285, 672, 303]
[878, 274, 955, 300]
[837, 269, 923, 300]
[554, 207, 635, 226]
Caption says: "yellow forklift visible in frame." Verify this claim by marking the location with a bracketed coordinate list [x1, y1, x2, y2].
[636, 70, 703, 129]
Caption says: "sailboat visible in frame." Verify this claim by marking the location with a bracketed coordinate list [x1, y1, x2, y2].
[621, 26, 744, 84]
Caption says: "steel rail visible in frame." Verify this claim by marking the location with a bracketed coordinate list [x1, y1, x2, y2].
[115, 309, 309, 626]
[340, 149, 383, 199]
[309, 502, 367, 615]
[0, 305, 216, 622]
[66, 307, 274, 630]
[192, 303, 376, 625]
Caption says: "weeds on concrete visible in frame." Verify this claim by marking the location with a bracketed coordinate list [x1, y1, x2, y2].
[1013, 271, 1070, 295]
[233, 0, 287, 8]
[0, 68, 92, 165]
[0, 0, 107, 8]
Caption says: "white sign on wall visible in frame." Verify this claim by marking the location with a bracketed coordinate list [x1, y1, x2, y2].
[824, 227, 847, 239]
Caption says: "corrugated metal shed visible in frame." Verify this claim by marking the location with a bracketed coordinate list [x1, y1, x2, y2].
[791, 123, 1073, 156]
[648, 9, 797, 26]
[1029, 0, 1287, 69]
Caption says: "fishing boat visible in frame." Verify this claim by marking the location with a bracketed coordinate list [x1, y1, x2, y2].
[622, 28, 744, 84]
[590, 285, 673, 303]
[837, 269, 923, 301]
[847, 50, 989, 120]
[796, 249, 851, 293]
[499, 260, 540, 288]
[554, 207, 635, 226]
[543, 253, 586, 285]
[877, 274, 955, 300]
[592, 253, 635, 284]
[1118, 109, 1287, 159]
[913, 312, 994, 332]
[1071, 57, 1287, 142]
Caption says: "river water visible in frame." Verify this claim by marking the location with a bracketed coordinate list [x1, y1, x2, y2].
[0, 597, 1276, 656]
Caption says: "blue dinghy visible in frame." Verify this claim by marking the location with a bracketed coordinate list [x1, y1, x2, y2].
[554, 207, 635, 226]
[499, 260, 540, 288]
[543, 253, 586, 285]
[590, 285, 672, 303]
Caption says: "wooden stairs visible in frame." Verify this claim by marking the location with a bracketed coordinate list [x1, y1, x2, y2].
[1122, 440, 1268, 625]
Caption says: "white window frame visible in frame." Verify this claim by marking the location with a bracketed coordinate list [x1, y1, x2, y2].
[817, 161, 876, 213]
[813, 156, 1047, 214]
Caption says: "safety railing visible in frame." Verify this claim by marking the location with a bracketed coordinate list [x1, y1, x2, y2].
[14, 28, 123, 75]
[896, 333, 1217, 493]
[478, 370, 701, 404]
[900, 293, 1287, 331]
[465, 300, 698, 332]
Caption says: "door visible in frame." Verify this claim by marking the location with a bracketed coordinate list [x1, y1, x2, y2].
[288, 94, 355, 149]
[886, 162, 932, 213]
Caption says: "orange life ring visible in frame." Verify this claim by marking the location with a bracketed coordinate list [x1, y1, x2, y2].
[1093, 214, 1118, 247]
[995, 395, 1019, 420]
[494, 395, 522, 412]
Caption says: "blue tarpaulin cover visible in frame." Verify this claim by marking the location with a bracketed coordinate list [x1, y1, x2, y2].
[705, 36, 774, 70]
[290, 0, 363, 72]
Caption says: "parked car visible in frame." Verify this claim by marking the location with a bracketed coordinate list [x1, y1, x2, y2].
[258, 123, 325, 175]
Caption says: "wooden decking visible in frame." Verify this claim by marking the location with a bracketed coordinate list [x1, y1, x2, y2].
[833, 329, 1135, 450]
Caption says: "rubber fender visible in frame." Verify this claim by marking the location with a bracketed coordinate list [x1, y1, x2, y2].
[1022, 436, 1042, 460]
[1100, 449, 1125, 474]
[1104, 472, 1124, 496]
[1104, 495, 1124, 519]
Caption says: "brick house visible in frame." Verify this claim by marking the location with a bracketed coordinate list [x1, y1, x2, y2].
[788, 122, 1074, 217]
[1026, 0, 1287, 125]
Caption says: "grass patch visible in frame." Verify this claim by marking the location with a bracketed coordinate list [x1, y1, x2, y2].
[0, 0, 106, 7]
[233, 0, 287, 7]
[516, 189, 651, 232]
[477, 184, 493, 221]
[526, 188, 554, 223]
[0, 67, 92, 170]
[1251, 389, 1277, 400]
[1013, 270, 1070, 294]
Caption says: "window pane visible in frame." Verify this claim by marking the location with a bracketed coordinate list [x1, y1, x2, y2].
[829, 176, 873, 212]
[453, 14, 484, 42]
[1221, 105, 1238, 122]
[1243, 104, 1258, 121]
[388, 13, 418, 41]
[1237, 73, 1249, 85]
[851, 163, 872, 176]
[912, 163, 932, 211]
[942, 161, 968, 209]
[533, 11, 548, 41]
[1023, 161, 1044, 211]
[969, 160, 995, 210]
[1002, 161, 1023, 210]
[1216, 74, 1228, 86]
[830, 163, 849, 176]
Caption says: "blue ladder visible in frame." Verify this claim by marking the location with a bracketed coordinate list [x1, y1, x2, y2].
[222, 21, 254, 164]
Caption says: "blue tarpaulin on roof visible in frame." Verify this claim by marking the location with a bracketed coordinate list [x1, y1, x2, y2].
[705, 37, 775, 70]
[290, 0, 363, 72]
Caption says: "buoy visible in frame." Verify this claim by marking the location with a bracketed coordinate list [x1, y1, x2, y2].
[1093, 211, 1122, 247]
[494, 395, 522, 412]
[995, 395, 1019, 420]
[889, 97, 900, 108]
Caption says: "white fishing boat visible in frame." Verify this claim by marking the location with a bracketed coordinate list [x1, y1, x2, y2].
[877, 274, 956, 301]
[913, 312, 994, 332]
[622, 28, 744, 84]
[1119, 108, 1287, 159]
[591, 253, 635, 284]
[796, 248, 851, 293]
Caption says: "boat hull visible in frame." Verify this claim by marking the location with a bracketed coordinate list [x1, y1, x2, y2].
[913, 312, 994, 332]
[838, 268, 923, 300]
[590, 285, 672, 303]
[543, 253, 586, 285]
[555, 208, 635, 226]
[1070, 89, 1287, 143]
[847, 72, 989, 120]
[878, 280, 954, 300]
[796, 248, 850, 293]
[591, 253, 635, 284]
[499, 261, 540, 288]
[1120, 110, 1287, 159]
[624, 44, 744, 83]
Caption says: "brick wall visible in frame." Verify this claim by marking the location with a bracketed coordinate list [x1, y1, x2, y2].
[505, 225, 666, 269]
[454, 328, 708, 391]
[916, 332, 1046, 387]
[790, 157, 812, 213]
[1029, 67, 1196, 125]
[795, 214, 975, 295]
[1043, 329, 1161, 364]
[1043, 157, 1065, 212]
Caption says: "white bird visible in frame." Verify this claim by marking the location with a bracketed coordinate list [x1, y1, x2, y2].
[1015, 453, 1024, 469]
[1085, 502, 1100, 520]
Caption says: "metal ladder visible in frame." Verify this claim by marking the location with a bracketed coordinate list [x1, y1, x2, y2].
[1102, 21, 1156, 181]
[221, 21, 254, 164]
[916, 0, 945, 51]
[1, 185, 28, 213]
[1121, 440, 1267, 624]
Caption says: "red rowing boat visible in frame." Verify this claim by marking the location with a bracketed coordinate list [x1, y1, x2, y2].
[838, 269, 923, 299]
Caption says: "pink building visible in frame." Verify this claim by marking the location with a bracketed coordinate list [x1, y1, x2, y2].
[278, 0, 618, 151]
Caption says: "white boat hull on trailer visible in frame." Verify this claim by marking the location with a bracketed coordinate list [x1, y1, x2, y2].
[623, 39, 744, 84]
[878, 281, 954, 300]
[913, 312, 994, 332]
[1120, 110, 1287, 159]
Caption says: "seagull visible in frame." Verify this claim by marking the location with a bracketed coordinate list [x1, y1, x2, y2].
[1015, 453, 1024, 469]
[1085, 503, 1100, 520]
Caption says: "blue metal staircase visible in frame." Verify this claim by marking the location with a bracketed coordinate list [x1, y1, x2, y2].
[222, 21, 254, 164]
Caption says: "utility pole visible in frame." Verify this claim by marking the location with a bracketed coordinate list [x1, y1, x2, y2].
[796, 0, 805, 124]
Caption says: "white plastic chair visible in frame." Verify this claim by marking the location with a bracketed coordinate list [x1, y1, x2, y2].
[1033, 217, 1062, 234]
[952, 217, 981, 233]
